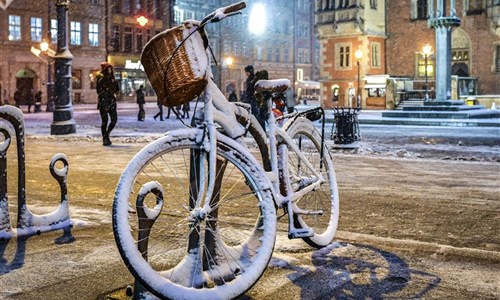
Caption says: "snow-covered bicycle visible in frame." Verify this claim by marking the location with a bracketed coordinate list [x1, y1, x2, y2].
[112, 2, 339, 299]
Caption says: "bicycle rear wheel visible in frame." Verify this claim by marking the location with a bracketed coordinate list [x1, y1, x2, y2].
[281, 117, 339, 248]
[113, 129, 276, 300]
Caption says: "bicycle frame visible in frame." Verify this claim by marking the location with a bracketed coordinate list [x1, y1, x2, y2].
[172, 7, 327, 239]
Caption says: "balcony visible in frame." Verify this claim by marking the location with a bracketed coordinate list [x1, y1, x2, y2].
[315, 5, 363, 36]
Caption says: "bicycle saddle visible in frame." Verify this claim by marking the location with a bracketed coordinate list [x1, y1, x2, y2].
[254, 79, 291, 94]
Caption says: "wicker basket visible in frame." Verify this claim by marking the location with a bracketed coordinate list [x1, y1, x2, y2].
[141, 25, 208, 107]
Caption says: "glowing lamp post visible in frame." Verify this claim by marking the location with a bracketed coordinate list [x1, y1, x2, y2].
[354, 48, 362, 109]
[422, 44, 433, 102]
[137, 16, 148, 27]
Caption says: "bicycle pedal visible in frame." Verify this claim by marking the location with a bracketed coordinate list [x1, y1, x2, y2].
[288, 228, 314, 239]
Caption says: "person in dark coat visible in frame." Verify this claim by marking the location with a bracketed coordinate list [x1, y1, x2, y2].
[14, 90, 21, 108]
[181, 101, 190, 119]
[136, 85, 145, 121]
[153, 98, 164, 121]
[34, 90, 42, 112]
[27, 88, 34, 113]
[243, 65, 255, 104]
[96, 62, 120, 146]
[228, 90, 238, 102]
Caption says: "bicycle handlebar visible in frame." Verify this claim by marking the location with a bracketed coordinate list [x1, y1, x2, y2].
[200, 1, 246, 26]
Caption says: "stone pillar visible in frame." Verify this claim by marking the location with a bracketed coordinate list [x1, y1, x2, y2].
[51, 0, 76, 135]
[428, 0, 460, 101]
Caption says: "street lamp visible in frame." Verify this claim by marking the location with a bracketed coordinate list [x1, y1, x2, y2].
[354, 48, 362, 109]
[40, 40, 55, 112]
[422, 44, 433, 102]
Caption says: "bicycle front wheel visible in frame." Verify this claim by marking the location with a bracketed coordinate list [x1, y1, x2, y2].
[281, 117, 339, 248]
[113, 129, 276, 300]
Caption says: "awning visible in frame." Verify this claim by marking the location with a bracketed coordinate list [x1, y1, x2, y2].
[296, 80, 320, 89]
[364, 84, 385, 89]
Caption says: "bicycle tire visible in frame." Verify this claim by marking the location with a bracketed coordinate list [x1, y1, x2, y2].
[281, 117, 339, 248]
[113, 129, 276, 300]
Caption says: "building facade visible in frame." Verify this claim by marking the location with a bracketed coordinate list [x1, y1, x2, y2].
[0, 0, 107, 106]
[315, 0, 387, 109]
[386, 0, 500, 97]
[0, 0, 172, 107]
[316, 0, 500, 110]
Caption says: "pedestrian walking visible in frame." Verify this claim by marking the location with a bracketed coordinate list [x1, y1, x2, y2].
[243, 65, 255, 108]
[14, 90, 21, 108]
[136, 85, 145, 121]
[96, 62, 120, 146]
[181, 101, 190, 119]
[153, 98, 164, 121]
[2, 89, 8, 105]
[34, 90, 42, 112]
[27, 88, 34, 113]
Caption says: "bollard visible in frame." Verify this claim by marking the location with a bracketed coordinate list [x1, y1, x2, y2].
[331, 107, 360, 144]
[0, 105, 71, 238]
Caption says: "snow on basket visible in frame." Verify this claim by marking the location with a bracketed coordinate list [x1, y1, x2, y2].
[141, 24, 209, 107]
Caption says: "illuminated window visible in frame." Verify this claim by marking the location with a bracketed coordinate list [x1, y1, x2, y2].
[31, 17, 42, 42]
[8, 15, 21, 41]
[89, 23, 99, 47]
[51, 19, 57, 44]
[70, 21, 81, 45]
[416, 52, 434, 78]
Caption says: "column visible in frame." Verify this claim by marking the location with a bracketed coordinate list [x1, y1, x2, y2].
[51, 0, 76, 135]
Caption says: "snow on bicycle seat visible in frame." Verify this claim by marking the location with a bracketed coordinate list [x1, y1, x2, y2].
[254, 79, 291, 94]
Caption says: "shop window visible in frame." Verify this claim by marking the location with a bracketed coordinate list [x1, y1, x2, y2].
[416, 52, 434, 78]
[89, 70, 99, 89]
[70, 21, 81, 45]
[8, 15, 21, 41]
[368, 88, 385, 97]
[31, 17, 42, 42]
[72, 69, 82, 89]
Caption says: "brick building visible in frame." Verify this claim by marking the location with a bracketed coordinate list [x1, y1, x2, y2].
[386, 0, 500, 96]
[0, 0, 171, 107]
[0, 0, 107, 106]
[315, 0, 500, 110]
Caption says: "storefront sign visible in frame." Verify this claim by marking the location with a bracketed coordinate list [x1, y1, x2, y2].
[125, 60, 144, 71]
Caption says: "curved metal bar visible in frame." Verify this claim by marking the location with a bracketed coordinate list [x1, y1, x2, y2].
[0, 127, 12, 235]
[0, 105, 71, 234]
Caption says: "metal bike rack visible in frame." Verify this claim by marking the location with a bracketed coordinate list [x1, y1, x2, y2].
[0, 105, 72, 238]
